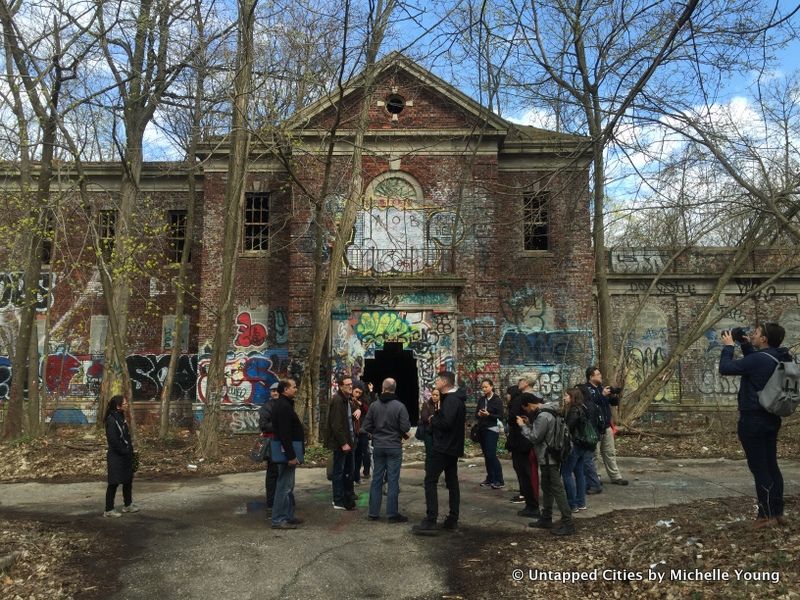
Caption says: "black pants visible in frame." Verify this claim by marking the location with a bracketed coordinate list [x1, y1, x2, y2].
[106, 481, 132, 511]
[738, 411, 784, 518]
[512, 450, 538, 510]
[424, 451, 459, 522]
[265, 460, 279, 508]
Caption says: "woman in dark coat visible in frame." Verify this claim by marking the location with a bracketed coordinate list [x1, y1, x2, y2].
[104, 395, 139, 517]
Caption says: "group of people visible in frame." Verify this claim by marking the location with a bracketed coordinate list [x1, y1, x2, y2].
[254, 366, 630, 536]
[103, 320, 791, 533]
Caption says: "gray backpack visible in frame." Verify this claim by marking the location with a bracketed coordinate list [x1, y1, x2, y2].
[758, 354, 800, 417]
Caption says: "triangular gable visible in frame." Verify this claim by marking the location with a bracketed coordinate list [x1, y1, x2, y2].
[284, 52, 510, 134]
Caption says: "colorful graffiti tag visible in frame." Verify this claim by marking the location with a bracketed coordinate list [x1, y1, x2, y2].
[196, 349, 285, 406]
[332, 310, 456, 402]
[234, 311, 268, 348]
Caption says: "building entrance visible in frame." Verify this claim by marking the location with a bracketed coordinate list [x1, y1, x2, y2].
[363, 342, 420, 424]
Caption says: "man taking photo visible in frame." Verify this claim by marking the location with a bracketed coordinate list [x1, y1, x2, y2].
[719, 322, 793, 528]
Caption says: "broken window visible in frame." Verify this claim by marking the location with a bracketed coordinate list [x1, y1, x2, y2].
[523, 192, 549, 251]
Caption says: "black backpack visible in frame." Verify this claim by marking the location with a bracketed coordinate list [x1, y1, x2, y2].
[539, 407, 572, 463]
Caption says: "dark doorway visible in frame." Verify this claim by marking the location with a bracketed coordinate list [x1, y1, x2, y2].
[363, 342, 420, 424]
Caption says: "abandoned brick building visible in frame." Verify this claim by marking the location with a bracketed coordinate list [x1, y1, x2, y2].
[1, 54, 798, 431]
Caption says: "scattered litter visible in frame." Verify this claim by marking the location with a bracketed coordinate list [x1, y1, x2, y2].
[467, 464, 476, 468]
[510, 542, 518, 546]
[187, 464, 198, 471]
[701, 446, 709, 453]
[685, 537, 701, 547]
[649, 559, 666, 570]
[656, 519, 675, 528]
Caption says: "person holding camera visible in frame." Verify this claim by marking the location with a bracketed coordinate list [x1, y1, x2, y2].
[579, 366, 628, 492]
[719, 323, 792, 528]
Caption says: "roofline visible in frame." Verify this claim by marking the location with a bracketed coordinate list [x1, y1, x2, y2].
[284, 51, 512, 133]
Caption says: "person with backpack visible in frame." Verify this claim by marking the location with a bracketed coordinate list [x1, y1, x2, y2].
[579, 366, 628, 492]
[561, 387, 597, 513]
[516, 394, 575, 536]
[719, 322, 793, 528]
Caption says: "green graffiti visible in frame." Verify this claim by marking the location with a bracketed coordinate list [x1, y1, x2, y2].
[355, 312, 413, 346]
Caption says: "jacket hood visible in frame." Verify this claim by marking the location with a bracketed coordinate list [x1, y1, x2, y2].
[540, 401, 562, 414]
[379, 392, 399, 403]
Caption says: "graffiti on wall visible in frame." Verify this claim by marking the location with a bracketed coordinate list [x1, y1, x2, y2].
[495, 283, 595, 402]
[343, 174, 466, 275]
[331, 309, 456, 401]
[610, 250, 668, 274]
[0, 272, 55, 313]
[196, 349, 285, 406]
[234, 311, 268, 349]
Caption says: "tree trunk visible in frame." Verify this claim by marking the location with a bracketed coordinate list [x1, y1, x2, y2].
[199, 0, 257, 459]
[295, 0, 395, 439]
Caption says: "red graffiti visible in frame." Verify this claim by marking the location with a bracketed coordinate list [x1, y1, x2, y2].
[45, 353, 81, 394]
[234, 312, 267, 347]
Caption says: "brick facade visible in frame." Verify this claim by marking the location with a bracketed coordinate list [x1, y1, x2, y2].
[2, 55, 794, 431]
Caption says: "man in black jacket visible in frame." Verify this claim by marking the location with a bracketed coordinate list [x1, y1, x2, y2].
[324, 375, 358, 510]
[413, 371, 466, 534]
[579, 366, 628, 493]
[507, 374, 541, 518]
[270, 378, 304, 529]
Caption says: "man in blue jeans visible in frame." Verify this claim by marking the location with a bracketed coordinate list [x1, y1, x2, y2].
[270, 378, 304, 529]
[363, 378, 411, 522]
[719, 322, 792, 528]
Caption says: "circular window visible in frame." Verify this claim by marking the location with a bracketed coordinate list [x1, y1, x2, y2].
[386, 94, 405, 114]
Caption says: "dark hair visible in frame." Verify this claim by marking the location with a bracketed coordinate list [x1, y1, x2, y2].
[585, 366, 600, 381]
[352, 380, 366, 392]
[437, 371, 456, 387]
[337, 375, 353, 386]
[276, 378, 295, 395]
[480, 378, 494, 388]
[565, 387, 584, 407]
[105, 395, 125, 421]
[760, 322, 785, 348]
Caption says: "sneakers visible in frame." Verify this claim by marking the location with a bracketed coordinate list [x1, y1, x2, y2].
[510, 495, 526, 504]
[121, 504, 140, 513]
[577, 506, 588, 511]
[287, 517, 304, 525]
[388, 514, 409, 523]
[517, 507, 540, 518]
[571, 507, 580, 513]
[551, 521, 576, 536]
[271, 521, 297, 530]
[332, 502, 356, 511]
[529, 518, 553, 529]
[586, 488, 603, 495]
[412, 519, 439, 536]
[611, 479, 629, 486]
[491, 483, 505, 489]
[479, 481, 492, 488]
[103, 509, 122, 518]
[442, 516, 458, 531]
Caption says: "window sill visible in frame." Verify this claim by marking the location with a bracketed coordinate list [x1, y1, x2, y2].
[239, 251, 269, 258]
[519, 250, 554, 258]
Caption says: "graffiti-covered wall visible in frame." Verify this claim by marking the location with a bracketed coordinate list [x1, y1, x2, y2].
[608, 248, 800, 412]
[331, 291, 459, 402]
